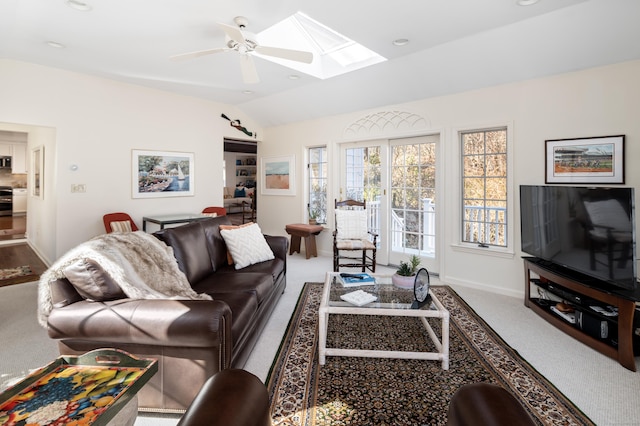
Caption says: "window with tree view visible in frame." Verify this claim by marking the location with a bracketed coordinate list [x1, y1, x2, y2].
[308, 146, 327, 224]
[461, 128, 507, 247]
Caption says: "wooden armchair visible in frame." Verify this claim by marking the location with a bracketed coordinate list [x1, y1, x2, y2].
[333, 199, 377, 272]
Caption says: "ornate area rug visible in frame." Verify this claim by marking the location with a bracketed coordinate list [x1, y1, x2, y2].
[266, 283, 593, 426]
[0, 265, 38, 287]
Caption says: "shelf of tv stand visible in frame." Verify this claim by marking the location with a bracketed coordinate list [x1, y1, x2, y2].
[523, 257, 637, 371]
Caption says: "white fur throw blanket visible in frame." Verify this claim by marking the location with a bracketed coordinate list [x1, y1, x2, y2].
[37, 231, 211, 327]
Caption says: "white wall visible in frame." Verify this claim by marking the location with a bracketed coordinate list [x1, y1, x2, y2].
[1, 58, 637, 298]
[260, 60, 640, 297]
[0, 59, 262, 263]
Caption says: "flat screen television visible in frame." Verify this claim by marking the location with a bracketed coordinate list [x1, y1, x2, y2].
[520, 185, 637, 291]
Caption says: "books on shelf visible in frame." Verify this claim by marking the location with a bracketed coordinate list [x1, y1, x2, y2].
[338, 273, 375, 287]
[550, 306, 576, 324]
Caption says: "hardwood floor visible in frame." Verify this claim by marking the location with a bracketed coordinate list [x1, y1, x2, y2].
[0, 241, 47, 287]
[0, 214, 26, 241]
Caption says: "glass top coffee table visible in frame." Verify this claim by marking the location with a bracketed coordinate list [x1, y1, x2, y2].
[318, 272, 450, 370]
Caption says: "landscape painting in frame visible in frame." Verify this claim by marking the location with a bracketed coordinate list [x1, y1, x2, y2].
[261, 155, 295, 196]
[132, 150, 194, 198]
[545, 135, 625, 184]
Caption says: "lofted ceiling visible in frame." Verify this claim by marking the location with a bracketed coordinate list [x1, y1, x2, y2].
[1, 0, 640, 127]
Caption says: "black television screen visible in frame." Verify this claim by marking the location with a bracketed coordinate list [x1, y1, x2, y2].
[520, 185, 636, 290]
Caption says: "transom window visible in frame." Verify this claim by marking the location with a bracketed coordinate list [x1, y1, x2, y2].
[461, 128, 508, 247]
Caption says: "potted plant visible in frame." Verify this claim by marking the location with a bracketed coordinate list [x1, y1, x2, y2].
[308, 208, 318, 225]
[392, 254, 421, 289]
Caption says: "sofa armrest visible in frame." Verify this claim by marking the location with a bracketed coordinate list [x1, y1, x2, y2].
[47, 299, 232, 350]
[264, 235, 288, 263]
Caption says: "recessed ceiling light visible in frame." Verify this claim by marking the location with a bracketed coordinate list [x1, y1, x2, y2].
[392, 39, 410, 46]
[242, 90, 253, 95]
[65, 0, 92, 11]
[517, 0, 539, 5]
[288, 74, 301, 80]
[46, 41, 66, 49]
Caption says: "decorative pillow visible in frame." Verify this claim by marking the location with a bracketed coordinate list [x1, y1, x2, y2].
[234, 188, 246, 198]
[335, 209, 369, 240]
[110, 220, 132, 233]
[220, 223, 275, 270]
[63, 258, 126, 301]
[219, 222, 255, 264]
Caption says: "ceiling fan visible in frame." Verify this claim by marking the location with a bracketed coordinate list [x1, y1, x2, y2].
[170, 16, 313, 84]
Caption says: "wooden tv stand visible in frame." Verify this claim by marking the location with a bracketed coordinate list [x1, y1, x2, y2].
[523, 258, 637, 371]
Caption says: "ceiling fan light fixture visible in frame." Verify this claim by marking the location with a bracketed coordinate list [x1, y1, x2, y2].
[65, 0, 92, 11]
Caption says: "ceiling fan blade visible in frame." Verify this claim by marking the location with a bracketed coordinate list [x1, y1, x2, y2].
[254, 45, 313, 64]
[170, 48, 228, 61]
[240, 54, 259, 84]
[218, 22, 246, 44]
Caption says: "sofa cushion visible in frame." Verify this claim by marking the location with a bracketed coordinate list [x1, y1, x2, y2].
[201, 216, 233, 271]
[154, 221, 212, 284]
[193, 270, 275, 305]
[220, 223, 274, 270]
[63, 258, 126, 301]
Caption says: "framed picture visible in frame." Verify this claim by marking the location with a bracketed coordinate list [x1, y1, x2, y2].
[261, 155, 295, 196]
[545, 135, 625, 184]
[132, 149, 194, 198]
[31, 146, 44, 199]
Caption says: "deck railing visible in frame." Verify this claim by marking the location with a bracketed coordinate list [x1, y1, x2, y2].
[364, 199, 506, 252]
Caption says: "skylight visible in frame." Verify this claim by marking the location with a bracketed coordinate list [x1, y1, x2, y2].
[256, 12, 386, 80]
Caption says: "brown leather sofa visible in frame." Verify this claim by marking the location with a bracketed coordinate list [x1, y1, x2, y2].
[45, 215, 287, 412]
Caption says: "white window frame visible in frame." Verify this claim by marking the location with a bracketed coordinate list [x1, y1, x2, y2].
[451, 122, 514, 258]
[306, 145, 328, 224]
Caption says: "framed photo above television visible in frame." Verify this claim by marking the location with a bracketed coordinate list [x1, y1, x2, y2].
[545, 135, 625, 184]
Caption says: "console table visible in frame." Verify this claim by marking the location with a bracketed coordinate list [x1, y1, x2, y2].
[523, 257, 637, 371]
[142, 213, 210, 232]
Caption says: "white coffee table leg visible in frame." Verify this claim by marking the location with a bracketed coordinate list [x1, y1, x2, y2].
[318, 307, 328, 365]
[441, 311, 450, 370]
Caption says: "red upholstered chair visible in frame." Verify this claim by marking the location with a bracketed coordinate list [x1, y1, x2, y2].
[202, 206, 227, 216]
[103, 212, 139, 233]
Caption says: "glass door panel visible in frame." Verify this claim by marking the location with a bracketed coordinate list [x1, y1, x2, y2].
[389, 136, 438, 272]
[341, 141, 388, 265]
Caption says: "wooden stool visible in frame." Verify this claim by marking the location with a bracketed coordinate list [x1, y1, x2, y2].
[285, 223, 323, 259]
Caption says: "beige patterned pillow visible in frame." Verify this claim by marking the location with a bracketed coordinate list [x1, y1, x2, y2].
[220, 223, 274, 269]
[110, 220, 132, 233]
[202, 212, 218, 217]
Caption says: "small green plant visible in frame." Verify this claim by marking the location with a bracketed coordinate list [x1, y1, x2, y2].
[396, 254, 421, 276]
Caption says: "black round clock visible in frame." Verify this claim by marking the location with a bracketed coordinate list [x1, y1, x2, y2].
[411, 268, 431, 309]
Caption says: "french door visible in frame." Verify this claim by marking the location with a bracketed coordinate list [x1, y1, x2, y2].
[340, 135, 439, 272]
